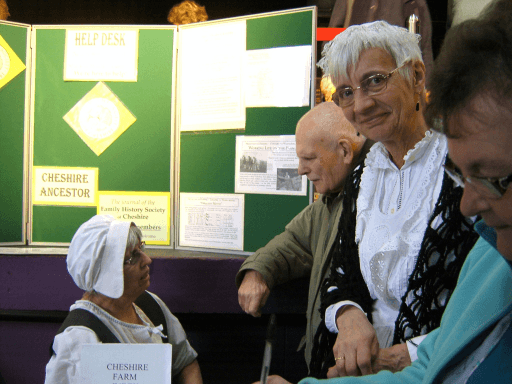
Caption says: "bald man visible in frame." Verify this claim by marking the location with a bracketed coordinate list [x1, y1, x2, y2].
[236, 102, 371, 374]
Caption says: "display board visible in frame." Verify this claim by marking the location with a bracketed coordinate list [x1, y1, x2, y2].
[177, 8, 315, 253]
[30, 26, 176, 245]
[0, 21, 30, 245]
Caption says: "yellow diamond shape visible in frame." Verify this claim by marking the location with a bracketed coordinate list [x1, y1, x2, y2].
[63, 82, 137, 156]
[0, 34, 26, 91]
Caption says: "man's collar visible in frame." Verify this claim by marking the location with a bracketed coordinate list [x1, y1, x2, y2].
[321, 191, 342, 210]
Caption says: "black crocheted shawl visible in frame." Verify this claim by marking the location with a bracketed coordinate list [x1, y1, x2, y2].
[309, 156, 479, 378]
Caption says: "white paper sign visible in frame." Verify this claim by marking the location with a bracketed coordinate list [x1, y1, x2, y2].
[32, 166, 98, 206]
[235, 135, 307, 195]
[244, 45, 312, 107]
[79, 344, 172, 384]
[64, 29, 139, 82]
[179, 193, 244, 250]
[179, 21, 246, 131]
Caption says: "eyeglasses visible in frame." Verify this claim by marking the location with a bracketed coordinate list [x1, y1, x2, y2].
[124, 241, 146, 265]
[332, 62, 408, 107]
[443, 159, 512, 199]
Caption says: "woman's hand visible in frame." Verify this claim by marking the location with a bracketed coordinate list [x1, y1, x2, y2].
[326, 343, 411, 378]
[371, 343, 411, 373]
[327, 365, 340, 378]
[332, 306, 379, 377]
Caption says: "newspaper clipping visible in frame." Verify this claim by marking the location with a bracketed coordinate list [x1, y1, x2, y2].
[235, 135, 306, 195]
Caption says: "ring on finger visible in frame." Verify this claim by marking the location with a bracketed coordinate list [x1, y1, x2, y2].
[335, 356, 345, 361]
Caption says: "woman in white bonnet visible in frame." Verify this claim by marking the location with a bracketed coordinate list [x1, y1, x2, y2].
[45, 215, 202, 384]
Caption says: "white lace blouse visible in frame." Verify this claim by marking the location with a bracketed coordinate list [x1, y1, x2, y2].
[326, 130, 448, 354]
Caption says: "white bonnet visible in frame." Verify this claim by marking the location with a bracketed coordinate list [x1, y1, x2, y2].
[67, 215, 130, 299]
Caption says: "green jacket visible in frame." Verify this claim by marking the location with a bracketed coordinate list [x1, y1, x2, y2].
[235, 192, 344, 369]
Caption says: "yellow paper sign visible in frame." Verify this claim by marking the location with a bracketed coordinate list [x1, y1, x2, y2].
[0, 34, 26, 91]
[63, 82, 136, 156]
[98, 191, 171, 245]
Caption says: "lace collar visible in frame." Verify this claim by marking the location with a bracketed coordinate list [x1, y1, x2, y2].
[365, 130, 438, 170]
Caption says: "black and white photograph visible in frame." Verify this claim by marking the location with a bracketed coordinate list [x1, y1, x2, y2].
[276, 168, 302, 191]
[240, 154, 267, 173]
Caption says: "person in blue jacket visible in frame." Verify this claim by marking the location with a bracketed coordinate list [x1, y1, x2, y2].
[286, 0, 512, 383]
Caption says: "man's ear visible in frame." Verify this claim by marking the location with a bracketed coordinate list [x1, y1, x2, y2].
[412, 60, 426, 93]
[338, 139, 354, 165]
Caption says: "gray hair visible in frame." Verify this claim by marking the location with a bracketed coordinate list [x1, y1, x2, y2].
[126, 223, 143, 249]
[317, 21, 423, 86]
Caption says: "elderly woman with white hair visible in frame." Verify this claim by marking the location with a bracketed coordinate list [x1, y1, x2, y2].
[302, 21, 480, 379]
[293, 0, 512, 382]
[45, 215, 202, 384]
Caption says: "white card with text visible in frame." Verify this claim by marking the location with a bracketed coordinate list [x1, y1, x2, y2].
[79, 344, 172, 384]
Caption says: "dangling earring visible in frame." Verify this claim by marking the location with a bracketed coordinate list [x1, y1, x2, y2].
[415, 93, 420, 111]
[357, 132, 360, 136]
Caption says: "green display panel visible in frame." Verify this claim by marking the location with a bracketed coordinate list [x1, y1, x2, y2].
[31, 27, 176, 244]
[179, 9, 314, 253]
[0, 22, 30, 244]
